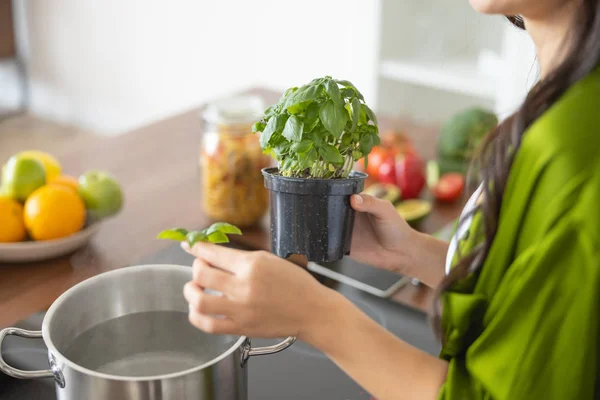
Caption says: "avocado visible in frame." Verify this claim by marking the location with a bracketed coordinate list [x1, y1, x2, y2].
[396, 199, 432, 227]
[363, 183, 401, 204]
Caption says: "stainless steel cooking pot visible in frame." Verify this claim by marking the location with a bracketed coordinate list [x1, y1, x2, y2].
[0, 264, 295, 399]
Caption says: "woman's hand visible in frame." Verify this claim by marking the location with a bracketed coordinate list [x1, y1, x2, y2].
[350, 193, 418, 271]
[351, 193, 449, 286]
[182, 242, 339, 339]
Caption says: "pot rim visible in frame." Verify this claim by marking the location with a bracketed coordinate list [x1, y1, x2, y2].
[261, 167, 367, 183]
[41, 264, 247, 382]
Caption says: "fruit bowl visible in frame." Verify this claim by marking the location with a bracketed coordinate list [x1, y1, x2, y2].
[0, 222, 101, 264]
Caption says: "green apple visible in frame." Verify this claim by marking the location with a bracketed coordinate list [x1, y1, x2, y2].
[78, 170, 124, 220]
[1, 156, 46, 201]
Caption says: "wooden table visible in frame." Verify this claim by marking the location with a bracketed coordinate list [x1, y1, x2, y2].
[0, 89, 463, 328]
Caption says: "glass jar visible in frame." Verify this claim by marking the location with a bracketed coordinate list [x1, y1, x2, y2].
[199, 96, 271, 228]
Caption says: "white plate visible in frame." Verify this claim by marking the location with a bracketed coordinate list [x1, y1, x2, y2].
[0, 223, 101, 263]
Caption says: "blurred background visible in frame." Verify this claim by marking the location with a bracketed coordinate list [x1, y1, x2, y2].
[0, 0, 537, 136]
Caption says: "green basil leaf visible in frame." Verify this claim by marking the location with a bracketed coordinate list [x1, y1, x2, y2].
[336, 80, 364, 100]
[324, 79, 343, 106]
[309, 128, 324, 147]
[285, 84, 322, 110]
[352, 150, 363, 160]
[354, 88, 365, 101]
[260, 117, 278, 148]
[252, 121, 265, 133]
[187, 230, 208, 246]
[304, 102, 320, 133]
[362, 104, 378, 124]
[283, 87, 299, 97]
[344, 102, 353, 121]
[319, 99, 348, 138]
[364, 124, 378, 135]
[336, 79, 355, 88]
[263, 105, 276, 118]
[288, 100, 311, 115]
[273, 141, 291, 157]
[206, 222, 242, 236]
[305, 147, 318, 164]
[157, 228, 189, 241]
[350, 98, 361, 131]
[359, 106, 368, 124]
[319, 144, 344, 165]
[340, 132, 353, 148]
[291, 139, 313, 154]
[340, 88, 355, 99]
[359, 133, 378, 156]
[207, 231, 230, 244]
[260, 114, 287, 148]
[282, 115, 304, 142]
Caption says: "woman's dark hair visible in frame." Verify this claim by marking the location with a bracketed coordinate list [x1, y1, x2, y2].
[433, 1, 600, 340]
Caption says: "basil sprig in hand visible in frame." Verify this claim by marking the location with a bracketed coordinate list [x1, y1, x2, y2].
[157, 222, 242, 247]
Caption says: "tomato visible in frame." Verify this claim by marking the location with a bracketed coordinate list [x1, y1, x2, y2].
[365, 146, 389, 179]
[394, 153, 426, 199]
[377, 156, 396, 184]
[432, 173, 465, 203]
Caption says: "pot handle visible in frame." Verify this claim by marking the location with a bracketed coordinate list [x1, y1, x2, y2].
[240, 336, 296, 367]
[0, 328, 59, 382]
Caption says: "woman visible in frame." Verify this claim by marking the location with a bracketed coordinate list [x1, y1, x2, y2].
[183, 0, 600, 398]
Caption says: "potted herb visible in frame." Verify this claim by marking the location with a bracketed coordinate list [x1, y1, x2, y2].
[252, 76, 380, 262]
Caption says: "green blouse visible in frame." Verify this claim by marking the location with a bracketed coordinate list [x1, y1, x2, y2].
[438, 67, 600, 399]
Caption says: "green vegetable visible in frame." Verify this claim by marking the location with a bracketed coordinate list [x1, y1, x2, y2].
[437, 108, 498, 173]
[253, 76, 380, 179]
[157, 222, 242, 247]
[396, 199, 432, 227]
[438, 156, 469, 175]
[426, 160, 440, 189]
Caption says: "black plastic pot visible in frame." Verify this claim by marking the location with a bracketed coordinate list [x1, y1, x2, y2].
[262, 167, 367, 263]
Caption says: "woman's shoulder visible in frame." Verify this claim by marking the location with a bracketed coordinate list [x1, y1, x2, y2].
[511, 67, 600, 188]
[523, 67, 600, 161]
[503, 68, 600, 250]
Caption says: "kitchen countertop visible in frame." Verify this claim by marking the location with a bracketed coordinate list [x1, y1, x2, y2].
[0, 88, 464, 328]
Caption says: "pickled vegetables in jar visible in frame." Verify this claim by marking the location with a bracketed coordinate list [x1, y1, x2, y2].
[200, 96, 271, 228]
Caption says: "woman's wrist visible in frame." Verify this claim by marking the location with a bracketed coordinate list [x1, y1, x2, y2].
[298, 286, 355, 352]
[391, 230, 449, 288]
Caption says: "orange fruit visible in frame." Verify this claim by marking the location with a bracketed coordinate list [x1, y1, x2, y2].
[0, 197, 27, 242]
[49, 175, 79, 193]
[24, 185, 86, 241]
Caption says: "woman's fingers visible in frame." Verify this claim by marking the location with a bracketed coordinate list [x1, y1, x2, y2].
[188, 309, 238, 335]
[184, 281, 234, 316]
[351, 193, 396, 219]
[192, 258, 234, 294]
[182, 241, 245, 273]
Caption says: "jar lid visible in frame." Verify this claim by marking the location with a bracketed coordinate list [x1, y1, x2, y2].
[202, 95, 265, 125]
